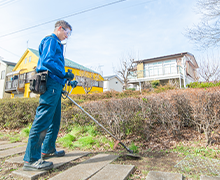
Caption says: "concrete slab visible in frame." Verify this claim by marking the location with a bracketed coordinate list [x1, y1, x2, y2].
[49, 153, 119, 180]
[12, 151, 90, 180]
[5, 155, 24, 164]
[0, 141, 10, 145]
[0, 142, 25, 150]
[200, 176, 220, 180]
[145, 171, 183, 180]
[90, 164, 135, 180]
[0, 146, 26, 159]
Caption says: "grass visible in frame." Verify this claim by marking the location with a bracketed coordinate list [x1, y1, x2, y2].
[72, 136, 95, 149]
[0, 131, 23, 143]
[171, 142, 220, 159]
[21, 124, 32, 137]
[57, 134, 76, 148]
[129, 142, 139, 153]
[168, 141, 220, 180]
[0, 124, 114, 151]
[57, 125, 114, 151]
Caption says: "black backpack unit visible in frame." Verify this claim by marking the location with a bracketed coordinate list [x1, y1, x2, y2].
[29, 70, 48, 94]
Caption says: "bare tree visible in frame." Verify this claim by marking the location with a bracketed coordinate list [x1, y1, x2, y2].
[116, 53, 135, 89]
[76, 70, 100, 94]
[197, 53, 220, 82]
[185, 0, 220, 49]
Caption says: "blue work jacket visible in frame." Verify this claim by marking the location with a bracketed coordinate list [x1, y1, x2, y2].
[36, 33, 66, 86]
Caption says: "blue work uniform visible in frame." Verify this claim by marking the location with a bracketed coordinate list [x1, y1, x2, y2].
[24, 33, 66, 162]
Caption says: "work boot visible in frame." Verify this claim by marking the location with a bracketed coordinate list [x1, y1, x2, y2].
[23, 159, 53, 171]
[42, 150, 65, 159]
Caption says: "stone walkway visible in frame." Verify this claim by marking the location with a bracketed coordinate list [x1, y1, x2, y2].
[0, 141, 134, 180]
[1, 141, 220, 180]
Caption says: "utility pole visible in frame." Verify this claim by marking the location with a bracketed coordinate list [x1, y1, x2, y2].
[182, 56, 186, 88]
[98, 65, 104, 76]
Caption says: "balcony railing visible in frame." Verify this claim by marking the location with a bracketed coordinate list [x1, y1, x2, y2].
[128, 65, 183, 80]
[5, 79, 25, 93]
[5, 71, 27, 93]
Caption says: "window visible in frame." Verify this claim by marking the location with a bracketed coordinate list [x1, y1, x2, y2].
[24, 58, 27, 64]
[93, 81, 99, 87]
[29, 56, 31, 62]
[144, 59, 177, 77]
[1, 70, 5, 79]
[145, 61, 163, 77]
[99, 81, 103, 87]
[164, 60, 177, 74]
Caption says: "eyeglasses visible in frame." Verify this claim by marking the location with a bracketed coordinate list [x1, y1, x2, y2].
[62, 27, 71, 37]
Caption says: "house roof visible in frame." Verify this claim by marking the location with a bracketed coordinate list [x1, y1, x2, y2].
[1, 60, 16, 66]
[135, 52, 199, 68]
[104, 75, 123, 83]
[64, 58, 97, 73]
[29, 48, 39, 57]
[28, 48, 99, 74]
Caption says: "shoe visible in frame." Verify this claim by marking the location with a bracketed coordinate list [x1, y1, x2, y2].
[42, 150, 65, 159]
[23, 159, 53, 171]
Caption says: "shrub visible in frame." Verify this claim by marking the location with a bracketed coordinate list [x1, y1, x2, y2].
[0, 98, 38, 128]
[151, 80, 160, 88]
[187, 81, 220, 88]
[126, 88, 136, 91]
[1, 85, 220, 147]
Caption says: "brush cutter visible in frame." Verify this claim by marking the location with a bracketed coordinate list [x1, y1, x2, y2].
[62, 73, 141, 159]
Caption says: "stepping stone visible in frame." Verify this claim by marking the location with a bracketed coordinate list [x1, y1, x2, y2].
[0, 146, 26, 159]
[90, 164, 135, 180]
[50, 153, 119, 180]
[145, 171, 183, 180]
[6, 155, 25, 164]
[12, 151, 89, 180]
[0, 141, 10, 145]
[0, 142, 25, 150]
[200, 176, 220, 180]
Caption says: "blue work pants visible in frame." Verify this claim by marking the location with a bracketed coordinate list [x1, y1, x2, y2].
[23, 76, 63, 162]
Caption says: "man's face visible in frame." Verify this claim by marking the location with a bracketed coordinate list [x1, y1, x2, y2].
[58, 26, 71, 41]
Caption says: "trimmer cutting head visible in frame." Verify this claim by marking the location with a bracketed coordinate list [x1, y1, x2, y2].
[125, 153, 141, 159]
[114, 140, 141, 159]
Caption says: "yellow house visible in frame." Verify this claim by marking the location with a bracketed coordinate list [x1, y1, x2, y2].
[5, 48, 104, 98]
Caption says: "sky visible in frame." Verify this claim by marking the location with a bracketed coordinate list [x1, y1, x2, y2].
[0, 0, 211, 76]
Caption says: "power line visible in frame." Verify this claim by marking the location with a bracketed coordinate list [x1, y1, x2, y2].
[0, 0, 127, 38]
[0, 46, 20, 57]
[0, 0, 19, 8]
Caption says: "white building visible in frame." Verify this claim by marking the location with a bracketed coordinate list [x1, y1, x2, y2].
[0, 60, 16, 99]
[103, 75, 123, 92]
[128, 52, 199, 89]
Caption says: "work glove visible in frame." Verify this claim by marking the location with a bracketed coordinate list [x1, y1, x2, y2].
[64, 71, 74, 80]
[70, 80, 78, 88]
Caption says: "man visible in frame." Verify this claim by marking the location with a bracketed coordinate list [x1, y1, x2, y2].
[23, 20, 74, 171]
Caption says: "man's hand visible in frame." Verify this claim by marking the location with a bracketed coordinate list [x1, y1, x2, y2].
[64, 71, 74, 80]
[70, 80, 78, 88]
